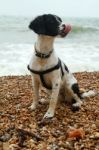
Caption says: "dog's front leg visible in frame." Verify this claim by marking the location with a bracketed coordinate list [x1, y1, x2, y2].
[29, 76, 39, 111]
[44, 79, 61, 119]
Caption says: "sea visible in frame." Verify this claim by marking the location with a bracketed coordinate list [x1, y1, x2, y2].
[0, 16, 99, 76]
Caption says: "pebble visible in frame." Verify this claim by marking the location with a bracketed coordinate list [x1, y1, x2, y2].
[3, 142, 9, 150]
[0, 130, 3, 136]
[0, 141, 3, 150]
[90, 132, 99, 139]
[9, 144, 20, 150]
[91, 123, 96, 129]
[0, 111, 3, 116]
[15, 104, 21, 112]
[94, 132, 99, 139]
[27, 139, 36, 149]
[95, 144, 99, 150]
[96, 120, 99, 128]
[0, 133, 11, 142]
[39, 98, 47, 104]
[8, 115, 16, 121]
[65, 141, 74, 150]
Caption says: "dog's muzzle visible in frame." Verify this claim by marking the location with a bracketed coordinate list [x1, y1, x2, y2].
[59, 24, 71, 37]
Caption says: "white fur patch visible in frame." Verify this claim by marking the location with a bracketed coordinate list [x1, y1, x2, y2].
[81, 90, 97, 98]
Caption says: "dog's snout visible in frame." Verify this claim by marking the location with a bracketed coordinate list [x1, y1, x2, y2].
[59, 24, 71, 37]
[59, 24, 65, 31]
[62, 24, 66, 30]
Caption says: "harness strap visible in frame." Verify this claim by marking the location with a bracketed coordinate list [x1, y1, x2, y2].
[64, 64, 69, 72]
[40, 75, 52, 90]
[27, 58, 64, 90]
[60, 63, 64, 77]
[28, 58, 61, 75]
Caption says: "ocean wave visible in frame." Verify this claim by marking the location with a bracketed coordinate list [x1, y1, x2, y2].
[0, 26, 29, 32]
[0, 25, 99, 34]
[0, 16, 99, 34]
[72, 25, 99, 33]
[0, 43, 99, 76]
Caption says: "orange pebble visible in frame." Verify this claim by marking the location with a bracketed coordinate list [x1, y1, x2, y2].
[68, 128, 85, 139]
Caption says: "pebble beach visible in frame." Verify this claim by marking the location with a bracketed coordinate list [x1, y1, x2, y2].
[0, 72, 99, 149]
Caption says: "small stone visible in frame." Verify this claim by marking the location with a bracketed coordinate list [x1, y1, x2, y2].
[0, 130, 3, 136]
[3, 142, 9, 150]
[65, 141, 74, 150]
[16, 104, 21, 112]
[39, 98, 48, 104]
[91, 123, 96, 129]
[38, 142, 47, 149]
[96, 120, 99, 128]
[0, 112, 3, 115]
[27, 139, 36, 149]
[95, 144, 99, 150]
[90, 132, 99, 139]
[80, 88, 86, 93]
[67, 128, 85, 139]
[0, 133, 11, 142]
[60, 148, 65, 150]
[9, 115, 16, 121]
[0, 141, 3, 150]
[80, 144, 85, 149]
[9, 144, 19, 150]
[94, 132, 99, 139]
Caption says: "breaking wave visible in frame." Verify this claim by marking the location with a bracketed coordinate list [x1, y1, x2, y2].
[72, 25, 99, 33]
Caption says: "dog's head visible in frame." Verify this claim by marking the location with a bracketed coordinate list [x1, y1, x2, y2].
[29, 14, 71, 37]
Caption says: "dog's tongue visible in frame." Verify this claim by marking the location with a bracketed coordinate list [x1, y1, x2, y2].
[64, 24, 71, 34]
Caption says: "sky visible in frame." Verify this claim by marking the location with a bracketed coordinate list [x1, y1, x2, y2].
[0, 0, 99, 18]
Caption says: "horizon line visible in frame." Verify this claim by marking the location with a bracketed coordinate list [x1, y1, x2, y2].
[0, 14, 99, 19]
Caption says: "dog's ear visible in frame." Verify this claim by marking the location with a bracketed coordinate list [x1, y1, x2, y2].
[29, 15, 46, 34]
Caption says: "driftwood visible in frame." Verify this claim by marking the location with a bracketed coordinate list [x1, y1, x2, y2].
[16, 128, 43, 147]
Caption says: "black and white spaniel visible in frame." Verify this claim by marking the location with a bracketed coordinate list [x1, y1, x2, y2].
[28, 14, 96, 119]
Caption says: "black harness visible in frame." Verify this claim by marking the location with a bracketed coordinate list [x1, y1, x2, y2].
[27, 58, 64, 90]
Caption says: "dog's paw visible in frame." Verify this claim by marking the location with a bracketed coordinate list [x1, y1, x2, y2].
[72, 105, 80, 112]
[43, 111, 54, 119]
[72, 101, 82, 112]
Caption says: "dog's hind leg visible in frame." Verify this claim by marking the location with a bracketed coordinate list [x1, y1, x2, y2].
[64, 83, 82, 111]
[70, 83, 83, 111]
[64, 73, 83, 111]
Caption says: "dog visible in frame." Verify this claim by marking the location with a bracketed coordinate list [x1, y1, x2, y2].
[28, 14, 97, 119]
